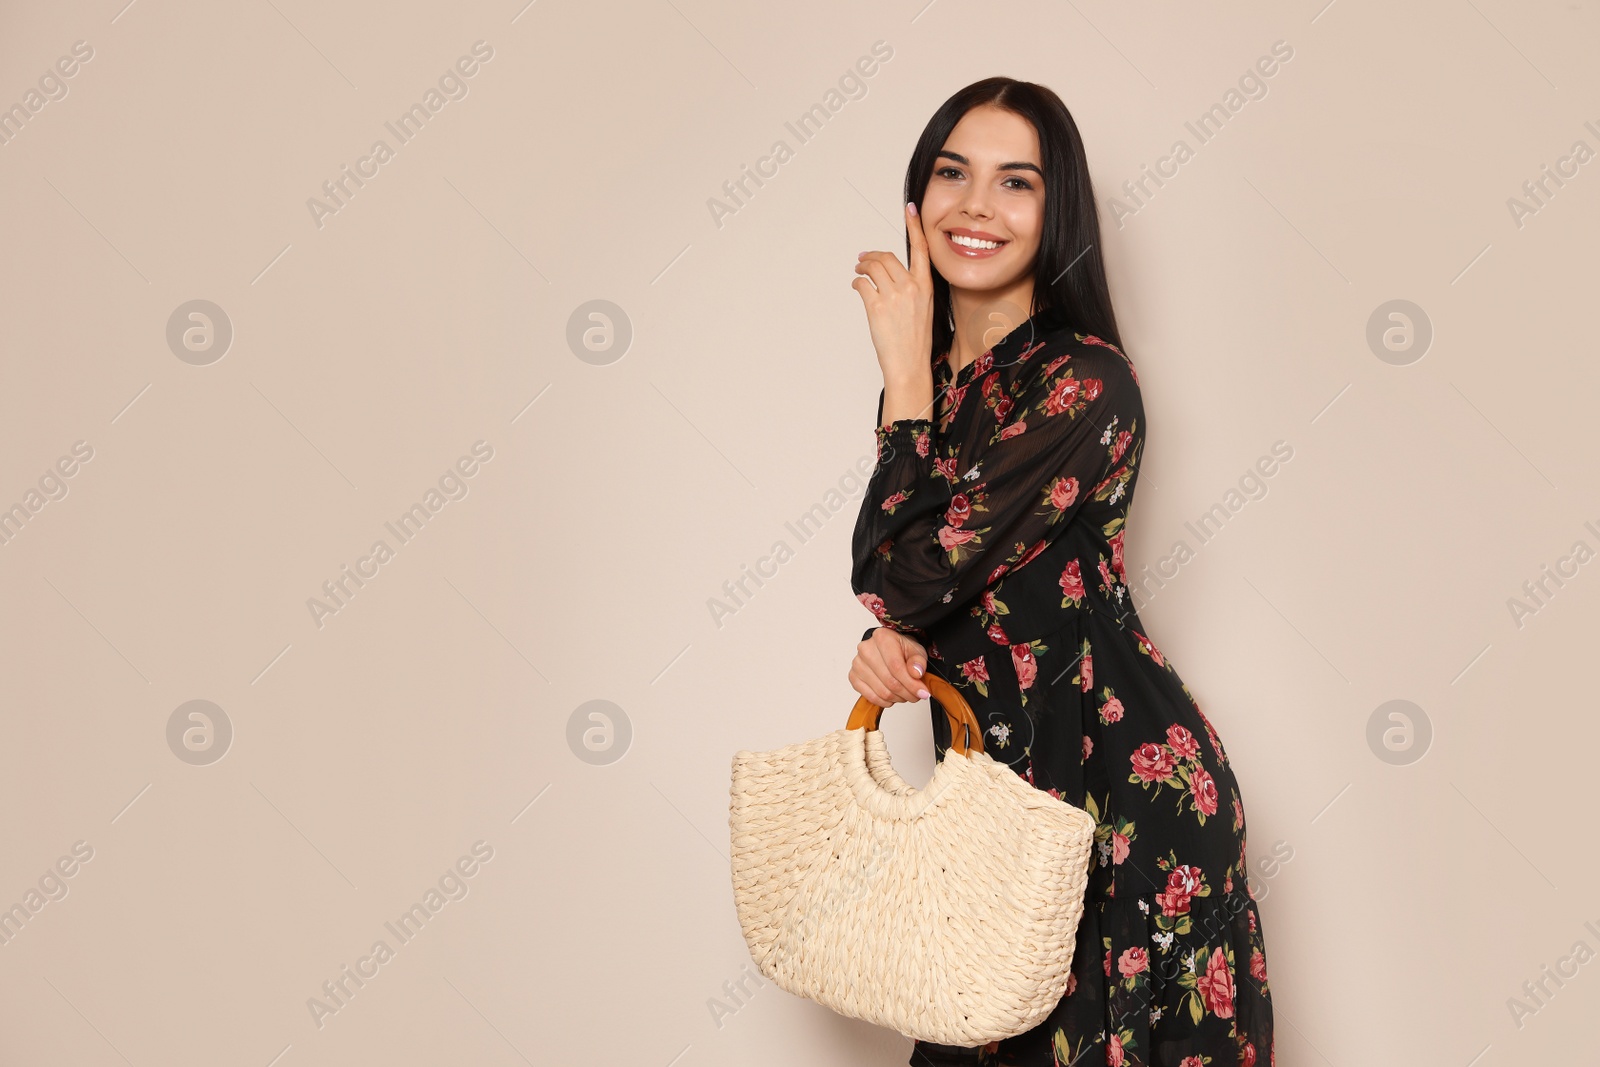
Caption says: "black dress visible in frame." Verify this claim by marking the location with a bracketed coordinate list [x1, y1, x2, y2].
[851, 306, 1274, 1067]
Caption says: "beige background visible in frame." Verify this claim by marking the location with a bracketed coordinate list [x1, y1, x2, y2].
[1, 0, 1596, 1063]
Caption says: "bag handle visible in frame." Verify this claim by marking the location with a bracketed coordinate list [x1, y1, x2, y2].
[845, 671, 985, 756]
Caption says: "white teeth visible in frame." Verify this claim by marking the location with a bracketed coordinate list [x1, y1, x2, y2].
[949, 233, 1003, 249]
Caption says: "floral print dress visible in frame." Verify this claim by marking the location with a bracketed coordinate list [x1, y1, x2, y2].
[851, 305, 1274, 1067]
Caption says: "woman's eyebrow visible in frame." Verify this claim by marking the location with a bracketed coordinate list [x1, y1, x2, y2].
[936, 149, 1043, 177]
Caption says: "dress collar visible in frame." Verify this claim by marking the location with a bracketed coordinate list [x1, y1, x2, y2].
[934, 303, 1074, 381]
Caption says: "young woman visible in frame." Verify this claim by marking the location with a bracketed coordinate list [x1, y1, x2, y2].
[848, 78, 1275, 1067]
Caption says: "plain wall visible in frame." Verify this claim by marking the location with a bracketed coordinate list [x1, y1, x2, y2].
[0, 0, 1595, 1064]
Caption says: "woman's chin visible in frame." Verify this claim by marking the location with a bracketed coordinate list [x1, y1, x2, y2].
[941, 269, 1028, 300]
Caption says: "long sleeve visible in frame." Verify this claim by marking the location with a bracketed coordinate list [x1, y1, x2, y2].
[850, 342, 1136, 638]
[859, 388, 893, 645]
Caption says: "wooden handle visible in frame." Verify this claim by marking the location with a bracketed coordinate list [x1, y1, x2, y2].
[846, 671, 985, 756]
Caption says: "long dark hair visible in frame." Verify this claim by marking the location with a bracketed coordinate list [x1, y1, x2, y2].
[905, 77, 1122, 360]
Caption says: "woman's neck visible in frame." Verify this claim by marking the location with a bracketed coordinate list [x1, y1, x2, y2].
[946, 286, 1036, 373]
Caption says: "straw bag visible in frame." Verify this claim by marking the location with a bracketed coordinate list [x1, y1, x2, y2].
[727, 670, 1097, 1046]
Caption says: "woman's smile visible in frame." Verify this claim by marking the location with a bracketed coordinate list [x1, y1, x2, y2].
[944, 226, 1010, 258]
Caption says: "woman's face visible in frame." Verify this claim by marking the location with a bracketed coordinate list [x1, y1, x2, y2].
[920, 105, 1046, 304]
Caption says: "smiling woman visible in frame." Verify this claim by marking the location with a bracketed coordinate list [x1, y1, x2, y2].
[845, 78, 1276, 1067]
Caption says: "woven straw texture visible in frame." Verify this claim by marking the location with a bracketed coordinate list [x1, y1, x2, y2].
[728, 725, 1096, 1046]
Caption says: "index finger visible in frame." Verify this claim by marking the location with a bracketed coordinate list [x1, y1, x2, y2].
[905, 201, 931, 285]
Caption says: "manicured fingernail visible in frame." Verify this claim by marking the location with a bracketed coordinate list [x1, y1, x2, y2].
[917, 688, 930, 699]
[907, 202, 917, 216]
[912, 664, 923, 676]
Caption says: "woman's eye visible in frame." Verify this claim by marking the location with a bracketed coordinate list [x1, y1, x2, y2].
[937, 166, 964, 180]
[1004, 176, 1033, 191]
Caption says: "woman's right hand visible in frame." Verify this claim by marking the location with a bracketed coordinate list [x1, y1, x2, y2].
[849, 627, 931, 707]
[853, 203, 936, 425]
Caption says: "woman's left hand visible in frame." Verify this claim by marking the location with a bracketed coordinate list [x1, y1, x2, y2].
[849, 626, 930, 708]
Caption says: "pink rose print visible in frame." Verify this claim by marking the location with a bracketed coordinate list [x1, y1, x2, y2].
[1111, 830, 1130, 864]
[1098, 558, 1116, 590]
[1191, 767, 1219, 816]
[1044, 353, 1072, 377]
[1154, 864, 1204, 916]
[946, 494, 971, 527]
[1111, 428, 1132, 462]
[998, 421, 1027, 440]
[1080, 651, 1093, 691]
[857, 592, 886, 621]
[879, 490, 907, 513]
[1197, 946, 1236, 1018]
[938, 525, 978, 550]
[1133, 630, 1165, 666]
[1117, 947, 1149, 977]
[1044, 375, 1080, 416]
[1130, 743, 1176, 783]
[1065, 971, 1077, 997]
[980, 590, 997, 613]
[1049, 475, 1080, 511]
[1100, 696, 1124, 724]
[1060, 559, 1085, 602]
[973, 350, 994, 376]
[911, 428, 930, 456]
[1171, 870, 1203, 902]
[1082, 735, 1093, 760]
[1180, 1058, 1206, 1067]
[1103, 948, 1111, 976]
[1082, 377, 1103, 402]
[986, 622, 1010, 646]
[958, 655, 989, 686]
[1012, 643, 1037, 691]
[934, 456, 960, 482]
[1166, 724, 1200, 760]
[1154, 887, 1189, 917]
[1110, 529, 1126, 580]
[1106, 1032, 1125, 1067]
[994, 395, 1013, 422]
[1250, 949, 1267, 982]
[1240, 1044, 1257, 1067]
